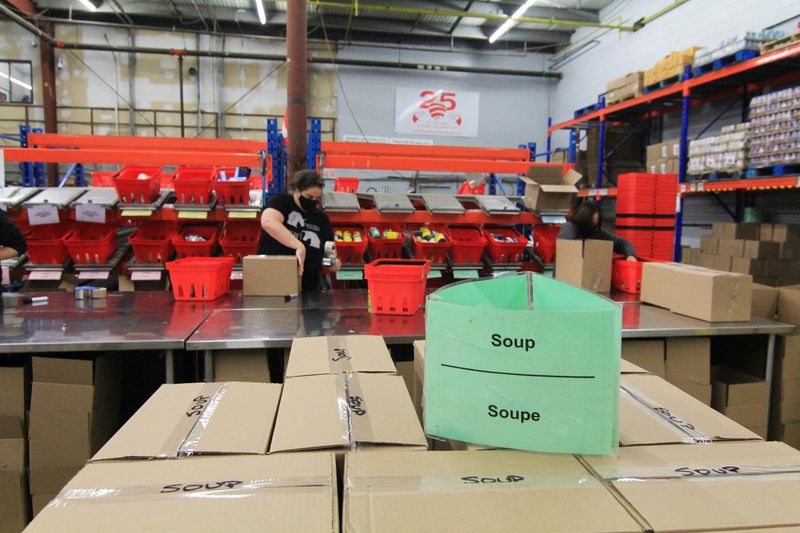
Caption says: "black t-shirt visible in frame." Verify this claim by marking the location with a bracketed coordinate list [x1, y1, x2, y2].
[257, 194, 334, 291]
[0, 210, 26, 256]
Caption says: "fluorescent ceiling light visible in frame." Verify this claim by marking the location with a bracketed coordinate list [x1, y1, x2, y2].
[255, 0, 266, 25]
[78, 0, 97, 12]
[0, 71, 33, 91]
[489, 0, 537, 43]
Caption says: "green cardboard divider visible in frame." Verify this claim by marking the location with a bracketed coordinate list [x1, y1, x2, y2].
[336, 270, 364, 281]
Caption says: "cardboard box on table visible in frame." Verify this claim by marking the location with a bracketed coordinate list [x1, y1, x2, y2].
[243, 255, 300, 297]
[621, 339, 665, 378]
[582, 441, 800, 532]
[212, 349, 271, 383]
[26, 454, 338, 533]
[424, 273, 621, 455]
[555, 239, 613, 293]
[343, 450, 642, 533]
[521, 165, 582, 213]
[285, 335, 395, 378]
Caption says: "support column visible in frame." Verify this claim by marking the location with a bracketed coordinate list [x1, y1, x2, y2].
[128, 29, 136, 135]
[39, 21, 58, 186]
[286, 0, 308, 182]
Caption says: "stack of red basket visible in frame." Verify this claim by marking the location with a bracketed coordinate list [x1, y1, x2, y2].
[615, 173, 678, 261]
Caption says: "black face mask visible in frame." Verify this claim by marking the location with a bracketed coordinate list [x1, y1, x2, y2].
[577, 219, 598, 237]
[298, 195, 318, 212]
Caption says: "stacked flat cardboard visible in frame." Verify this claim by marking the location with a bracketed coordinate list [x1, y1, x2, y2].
[28, 355, 121, 505]
[343, 450, 642, 532]
[772, 285, 800, 448]
[212, 349, 271, 383]
[555, 239, 613, 293]
[583, 441, 800, 531]
[285, 335, 395, 378]
[0, 416, 28, 532]
[621, 339, 666, 378]
[26, 454, 338, 532]
[712, 366, 769, 437]
[645, 138, 681, 175]
[606, 71, 643, 105]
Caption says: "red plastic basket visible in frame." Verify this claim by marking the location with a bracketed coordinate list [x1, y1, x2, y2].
[449, 226, 487, 264]
[25, 225, 73, 265]
[365, 259, 430, 315]
[173, 167, 215, 205]
[64, 224, 116, 264]
[91, 171, 115, 188]
[171, 225, 220, 258]
[366, 225, 405, 260]
[334, 177, 360, 193]
[333, 226, 369, 265]
[219, 223, 261, 263]
[213, 167, 252, 206]
[485, 227, 528, 264]
[166, 257, 234, 301]
[409, 225, 452, 265]
[532, 224, 560, 263]
[113, 166, 162, 204]
[129, 224, 177, 263]
[612, 257, 663, 294]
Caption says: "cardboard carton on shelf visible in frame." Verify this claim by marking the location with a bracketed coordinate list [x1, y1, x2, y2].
[713, 254, 733, 272]
[712, 366, 769, 428]
[700, 236, 719, 255]
[31, 495, 55, 518]
[521, 165, 582, 213]
[212, 349, 271, 383]
[772, 224, 800, 242]
[0, 366, 28, 421]
[780, 241, 800, 260]
[717, 238, 746, 257]
[778, 285, 800, 325]
[760, 223, 774, 241]
[0, 416, 27, 533]
[697, 253, 716, 269]
[744, 240, 780, 260]
[731, 257, 765, 277]
[92, 382, 281, 462]
[555, 239, 613, 293]
[394, 361, 415, 407]
[641, 262, 752, 322]
[773, 422, 800, 450]
[285, 335, 395, 378]
[713, 222, 760, 240]
[664, 337, 711, 404]
[25, 454, 339, 533]
[621, 339, 666, 378]
[583, 441, 800, 531]
[343, 450, 642, 533]
[243, 255, 300, 297]
[751, 283, 778, 319]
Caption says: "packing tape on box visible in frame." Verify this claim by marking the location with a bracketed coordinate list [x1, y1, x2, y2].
[345, 474, 595, 493]
[336, 372, 375, 450]
[620, 384, 713, 444]
[327, 336, 354, 374]
[724, 278, 746, 321]
[46, 477, 334, 508]
[600, 465, 800, 483]
[158, 383, 230, 458]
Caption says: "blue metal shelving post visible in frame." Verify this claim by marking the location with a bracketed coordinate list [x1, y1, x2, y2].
[673, 66, 693, 262]
[266, 118, 286, 197]
[515, 142, 536, 196]
[596, 97, 606, 189]
[545, 118, 552, 162]
[307, 118, 322, 171]
[19, 125, 34, 187]
[32, 127, 46, 187]
[568, 128, 578, 164]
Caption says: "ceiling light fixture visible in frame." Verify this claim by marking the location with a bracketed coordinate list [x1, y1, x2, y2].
[0, 71, 33, 91]
[488, 0, 537, 44]
[255, 0, 266, 25]
[77, 0, 98, 12]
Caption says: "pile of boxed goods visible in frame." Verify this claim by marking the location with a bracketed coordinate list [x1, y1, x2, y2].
[688, 123, 750, 175]
[773, 286, 800, 449]
[643, 46, 700, 87]
[0, 365, 28, 532]
[605, 71, 643, 105]
[682, 222, 800, 287]
[693, 30, 781, 68]
[747, 85, 800, 169]
[645, 138, 680, 174]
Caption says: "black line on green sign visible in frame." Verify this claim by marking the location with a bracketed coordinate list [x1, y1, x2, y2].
[441, 364, 595, 379]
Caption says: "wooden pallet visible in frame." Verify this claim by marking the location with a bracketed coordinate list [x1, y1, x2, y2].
[762, 33, 800, 53]
[606, 92, 642, 107]
[688, 170, 745, 182]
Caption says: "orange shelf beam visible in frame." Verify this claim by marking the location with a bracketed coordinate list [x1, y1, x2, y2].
[322, 154, 539, 174]
[681, 176, 800, 195]
[577, 187, 618, 198]
[321, 141, 530, 161]
[3, 148, 266, 167]
[326, 209, 539, 226]
[27, 133, 265, 153]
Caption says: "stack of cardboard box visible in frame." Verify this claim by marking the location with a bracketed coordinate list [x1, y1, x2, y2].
[713, 367, 770, 438]
[0, 364, 29, 531]
[773, 286, 800, 448]
[643, 47, 700, 87]
[605, 71, 643, 105]
[645, 138, 681, 174]
[28, 356, 121, 516]
[682, 222, 800, 287]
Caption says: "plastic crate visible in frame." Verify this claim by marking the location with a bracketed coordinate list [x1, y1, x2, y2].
[129, 224, 177, 264]
[366, 224, 405, 259]
[611, 257, 644, 294]
[485, 227, 528, 264]
[173, 167, 215, 205]
[64, 224, 116, 264]
[409, 225, 452, 265]
[365, 259, 430, 316]
[334, 177, 360, 193]
[532, 224, 560, 263]
[90, 171, 115, 188]
[219, 223, 261, 263]
[171, 225, 220, 258]
[333, 226, 369, 265]
[113, 166, 162, 204]
[166, 257, 234, 301]
[25, 225, 73, 265]
[213, 167, 252, 206]
[448, 226, 487, 264]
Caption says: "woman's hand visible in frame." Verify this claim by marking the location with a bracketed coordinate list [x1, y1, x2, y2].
[626, 255, 638, 262]
[295, 243, 306, 275]
[331, 258, 342, 273]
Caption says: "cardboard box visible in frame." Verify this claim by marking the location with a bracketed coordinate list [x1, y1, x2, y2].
[731, 257, 765, 277]
[751, 283, 779, 319]
[719, 403, 769, 428]
[522, 166, 582, 213]
[555, 239, 613, 293]
[713, 222, 760, 240]
[0, 367, 27, 420]
[718, 238, 745, 257]
[665, 338, 710, 387]
[343, 450, 642, 533]
[285, 335, 395, 378]
[713, 367, 769, 408]
[0, 416, 25, 475]
[774, 422, 800, 449]
[641, 262, 752, 322]
[269, 373, 426, 453]
[772, 224, 800, 242]
[32, 357, 94, 385]
[670, 381, 712, 405]
[31, 382, 95, 413]
[0, 471, 27, 533]
[646, 142, 665, 162]
[243, 255, 300, 297]
[29, 438, 91, 470]
[778, 285, 800, 325]
[666, 138, 681, 159]
[620, 359, 650, 374]
[766, 259, 789, 278]
[754, 276, 778, 287]
[713, 254, 733, 272]
[583, 441, 800, 531]
[92, 382, 281, 461]
[29, 465, 82, 496]
[743, 240, 780, 260]
[394, 361, 414, 407]
[26, 454, 338, 533]
[780, 241, 800, 260]
[619, 374, 761, 446]
[412, 340, 425, 425]
[212, 349, 270, 383]
[760, 223, 774, 241]
[700, 236, 719, 254]
[621, 339, 666, 378]
[779, 378, 800, 405]
[607, 71, 643, 91]
[31, 494, 54, 518]
[697, 253, 716, 269]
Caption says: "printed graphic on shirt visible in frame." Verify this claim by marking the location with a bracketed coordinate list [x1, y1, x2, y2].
[286, 210, 320, 250]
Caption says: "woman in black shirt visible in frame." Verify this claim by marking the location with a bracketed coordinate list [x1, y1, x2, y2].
[0, 210, 26, 261]
[258, 170, 341, 292]
[558, 200, 637, 260]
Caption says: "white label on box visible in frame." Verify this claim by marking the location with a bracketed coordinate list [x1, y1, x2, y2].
[76, 203, 106, 224]
[27, 204, 59, 225]
[230, 270, 243, 280]
[78, 271, 109, 280]
[29, 270, 62, 281]
[131, 271, 162, 281]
